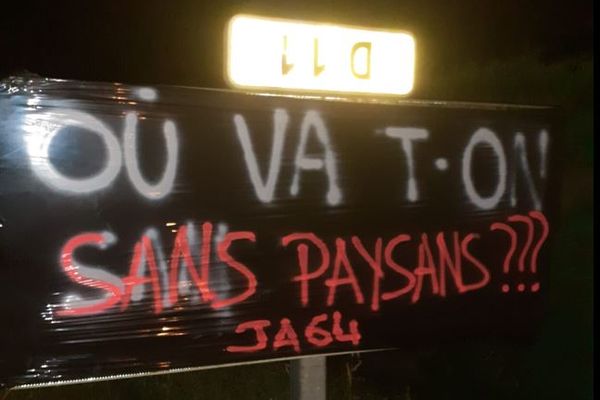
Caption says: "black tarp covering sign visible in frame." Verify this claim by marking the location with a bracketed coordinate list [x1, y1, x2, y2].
[0, 76, 560, 389]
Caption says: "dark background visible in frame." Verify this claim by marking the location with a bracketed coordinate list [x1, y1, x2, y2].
[0, 0, 592, 91]
[1, 1, 593, 399]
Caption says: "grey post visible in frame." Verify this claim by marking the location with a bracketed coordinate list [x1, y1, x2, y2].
[290, 356, 327, 400]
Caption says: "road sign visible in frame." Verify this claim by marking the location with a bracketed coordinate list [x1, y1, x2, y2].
[0, 76, 559, 389]
[226, 15, 415, 96]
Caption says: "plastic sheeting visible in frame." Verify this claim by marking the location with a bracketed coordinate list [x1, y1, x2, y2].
[0, 75, 560, 389]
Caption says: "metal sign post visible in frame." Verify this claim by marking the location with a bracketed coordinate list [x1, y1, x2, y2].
[290, 356, 327, 400]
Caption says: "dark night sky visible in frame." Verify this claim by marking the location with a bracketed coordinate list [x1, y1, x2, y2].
[0, 0, 593, 91]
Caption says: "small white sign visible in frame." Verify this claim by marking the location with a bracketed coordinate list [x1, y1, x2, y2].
[226, 15, 415, 96]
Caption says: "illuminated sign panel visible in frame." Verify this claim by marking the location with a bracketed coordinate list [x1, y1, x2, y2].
[226, 15, 415, 95]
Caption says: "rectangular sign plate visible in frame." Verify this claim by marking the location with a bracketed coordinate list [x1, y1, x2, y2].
[0, 77, 559, 389]
[226, 15, 415, 95]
